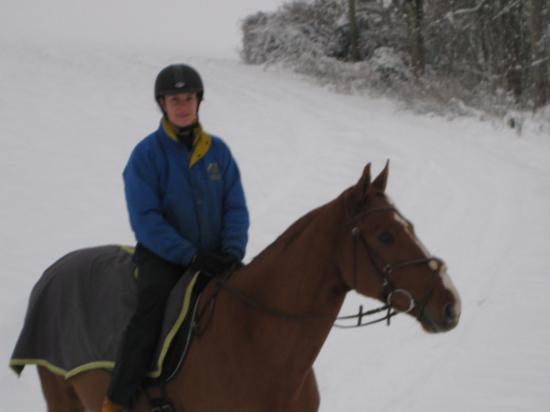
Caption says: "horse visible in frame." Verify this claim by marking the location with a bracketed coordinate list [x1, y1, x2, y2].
[28, 162, 461, 411]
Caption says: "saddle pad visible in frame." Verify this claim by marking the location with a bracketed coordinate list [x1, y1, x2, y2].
[10, 245, 201, 381]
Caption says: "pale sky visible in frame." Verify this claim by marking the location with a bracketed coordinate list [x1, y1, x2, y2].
[1, 0, 284, 56]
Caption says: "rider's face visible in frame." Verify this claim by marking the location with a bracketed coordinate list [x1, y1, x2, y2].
[160, 93, 199, 128]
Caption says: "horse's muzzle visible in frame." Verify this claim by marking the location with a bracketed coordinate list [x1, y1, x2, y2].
[420, 302, 460, 333]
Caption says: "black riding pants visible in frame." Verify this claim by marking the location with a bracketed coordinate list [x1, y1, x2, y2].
[107, 244, 186, 407]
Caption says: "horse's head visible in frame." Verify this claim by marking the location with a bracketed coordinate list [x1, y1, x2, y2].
[337, 162, 461, 333]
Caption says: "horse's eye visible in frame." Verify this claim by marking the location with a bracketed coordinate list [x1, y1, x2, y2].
[378, 231, 394, 245]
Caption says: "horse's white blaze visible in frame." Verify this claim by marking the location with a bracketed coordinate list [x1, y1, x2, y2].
[440, 268, 462, 315]
[393, 211, 409, 230]
[393, 212, 430, 255]
[393, 212, 461, 316]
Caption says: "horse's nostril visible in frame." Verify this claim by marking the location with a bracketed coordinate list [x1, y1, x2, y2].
[444, 304, 456, 322]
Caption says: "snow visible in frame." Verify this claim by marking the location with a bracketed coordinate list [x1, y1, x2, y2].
[1, 1, 550, 411]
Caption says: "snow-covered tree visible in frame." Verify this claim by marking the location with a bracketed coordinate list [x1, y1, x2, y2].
[241, 0, 550, 113]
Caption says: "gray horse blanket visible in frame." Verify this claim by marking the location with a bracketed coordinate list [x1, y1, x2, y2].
[10, 245, 200, 380]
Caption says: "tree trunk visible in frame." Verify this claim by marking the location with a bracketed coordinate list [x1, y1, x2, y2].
[501, 1, 524, 103]
[527, 0, 549, 109]
[405, 0, 425, 78]
[348, 0, 361, 62]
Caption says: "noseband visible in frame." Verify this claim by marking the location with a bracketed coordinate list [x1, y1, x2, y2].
[335, 206, 442, 328]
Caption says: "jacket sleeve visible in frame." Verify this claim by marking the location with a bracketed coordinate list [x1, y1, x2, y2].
[123, 143, 197, 266]
[220, 145, 249, 260]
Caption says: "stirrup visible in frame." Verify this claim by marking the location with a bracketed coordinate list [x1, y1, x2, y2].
[149, 397, 175, 412]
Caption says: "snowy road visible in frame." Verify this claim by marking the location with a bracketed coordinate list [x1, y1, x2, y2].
[1, 42, 549, 411]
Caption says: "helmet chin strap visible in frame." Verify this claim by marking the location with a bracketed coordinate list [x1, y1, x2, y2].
[166, 117, 200, 148]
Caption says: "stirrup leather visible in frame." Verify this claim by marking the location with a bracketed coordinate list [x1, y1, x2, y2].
[149, 397, 175, 412]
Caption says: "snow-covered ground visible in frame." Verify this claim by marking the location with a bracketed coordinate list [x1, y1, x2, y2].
[2, 2, 550, 411]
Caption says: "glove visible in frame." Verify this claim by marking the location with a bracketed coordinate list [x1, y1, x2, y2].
[191, 250, 240, 276]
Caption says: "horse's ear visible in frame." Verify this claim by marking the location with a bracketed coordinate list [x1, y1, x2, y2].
[370, 160, 389, 194]
[355, 163, 372, 201]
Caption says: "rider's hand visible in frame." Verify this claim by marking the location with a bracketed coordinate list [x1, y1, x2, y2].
[191, 250, 240, 276]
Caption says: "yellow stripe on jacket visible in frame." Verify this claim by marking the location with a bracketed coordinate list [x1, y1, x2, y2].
[162, 118, 212, 168]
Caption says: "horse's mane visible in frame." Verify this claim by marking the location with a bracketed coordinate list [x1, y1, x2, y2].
[274, 207, 321, 249]
[247, 191, 347, 266]
[244, 207, 319, 268]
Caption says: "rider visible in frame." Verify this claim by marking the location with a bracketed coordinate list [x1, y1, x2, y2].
[102, 64, 250, 412]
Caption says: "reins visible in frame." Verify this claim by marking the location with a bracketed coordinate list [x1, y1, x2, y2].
[194, 268, 325, 337]
[195, 271, 398, 333]
[194, 203, 442, 333]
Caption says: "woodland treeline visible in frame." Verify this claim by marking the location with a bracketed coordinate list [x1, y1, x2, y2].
[241, 0, 549, 115]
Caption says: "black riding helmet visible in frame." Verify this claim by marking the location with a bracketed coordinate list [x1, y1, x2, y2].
[154, 64, 204, 106]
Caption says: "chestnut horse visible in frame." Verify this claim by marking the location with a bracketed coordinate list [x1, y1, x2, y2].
[35, 162, 461, 411]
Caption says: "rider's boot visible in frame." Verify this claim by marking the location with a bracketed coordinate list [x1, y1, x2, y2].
[101, 398, 125, 412]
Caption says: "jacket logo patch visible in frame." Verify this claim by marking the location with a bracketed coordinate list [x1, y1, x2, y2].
[207, 162, 222, 180]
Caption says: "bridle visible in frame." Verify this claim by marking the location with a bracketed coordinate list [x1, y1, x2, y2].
[195, 202, 443, 333]
[336, 205, 443, 328]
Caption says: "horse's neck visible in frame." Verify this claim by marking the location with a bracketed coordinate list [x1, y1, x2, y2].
[244, 198, 346, 302]
[226, 197, 348, 376]
[173, 198, 348, 409]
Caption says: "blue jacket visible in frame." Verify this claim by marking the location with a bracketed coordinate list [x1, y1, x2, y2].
[123, 120, 249, 266]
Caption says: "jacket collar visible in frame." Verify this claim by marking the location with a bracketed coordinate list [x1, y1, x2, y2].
[161, 118, 212, 168]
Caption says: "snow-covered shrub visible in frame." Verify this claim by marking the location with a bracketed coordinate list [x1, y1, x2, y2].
[370, 47, 410, 83]
[241, 0, 550, 116]
[241, 0, 411, 93]
[241, 0, 346, 65]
